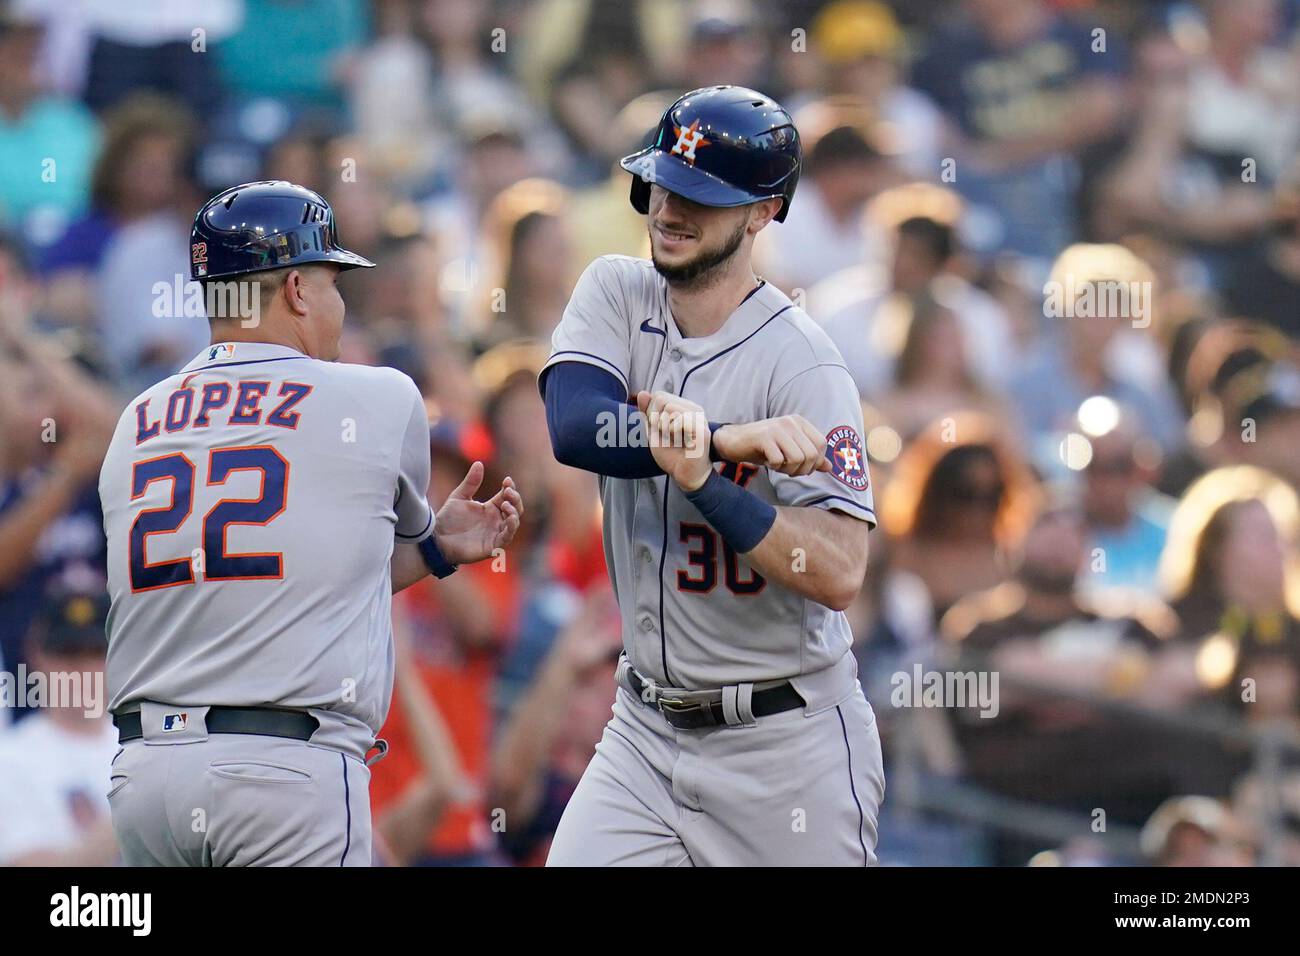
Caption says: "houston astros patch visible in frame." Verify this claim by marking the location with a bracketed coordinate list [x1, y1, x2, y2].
[825, 425, 868, 490]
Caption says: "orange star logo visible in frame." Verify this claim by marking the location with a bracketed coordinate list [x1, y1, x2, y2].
[670, 119, 710, 164]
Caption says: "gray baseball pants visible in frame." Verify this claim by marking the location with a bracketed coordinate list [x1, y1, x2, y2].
[108, 705, 371, 867]
[547, 680, 885, 866]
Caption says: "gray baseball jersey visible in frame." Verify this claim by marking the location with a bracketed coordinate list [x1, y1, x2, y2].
[100, 341, 435, 760]
[541, 254, 876, 692]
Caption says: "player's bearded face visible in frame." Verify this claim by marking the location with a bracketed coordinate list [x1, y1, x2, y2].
[648, 188, 750, 285]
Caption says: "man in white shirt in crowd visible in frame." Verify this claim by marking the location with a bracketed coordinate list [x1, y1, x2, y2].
[0, 589, 118, 865]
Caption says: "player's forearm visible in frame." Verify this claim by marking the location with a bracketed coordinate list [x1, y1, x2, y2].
[391, 542, 431, 593]
[742, 506, 869, 612]
[683, 471, 868, 610]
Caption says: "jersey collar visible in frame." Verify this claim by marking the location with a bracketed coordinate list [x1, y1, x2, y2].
[660, 279, 791, 359]
[180, 342, 311, 373]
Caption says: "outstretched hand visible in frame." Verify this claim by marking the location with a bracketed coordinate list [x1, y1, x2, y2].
[433, 461, 523, 565]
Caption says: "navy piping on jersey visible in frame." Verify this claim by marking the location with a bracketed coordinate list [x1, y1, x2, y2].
[804, 494, 877, 520]
[340, 753, 352, 866]
[395, 508, 434, 540]
[546, 351, 629, 393]
[737, 280, 767, 307]
[656, 304, 792, 686]
[188, 355, 312, 373]
[835, 704, 869, 865]
[656, 475, 676, 685]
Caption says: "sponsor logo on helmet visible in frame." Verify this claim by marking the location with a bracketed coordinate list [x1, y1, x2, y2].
[671, 120, 710, 164]
[826, 425, 869, 490]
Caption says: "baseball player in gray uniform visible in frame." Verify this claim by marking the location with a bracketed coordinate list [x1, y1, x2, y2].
[540, 87, 884, 865]
[99, 182, 522, 866]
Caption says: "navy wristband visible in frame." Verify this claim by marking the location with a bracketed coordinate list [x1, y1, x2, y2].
[417, 533, 459, 579]
[708, 422, 730, 462]
[683, 470, 776, 554]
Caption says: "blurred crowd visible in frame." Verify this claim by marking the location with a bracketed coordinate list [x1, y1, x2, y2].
[3, 0, 1300, 866]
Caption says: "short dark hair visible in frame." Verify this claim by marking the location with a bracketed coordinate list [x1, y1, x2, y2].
[807, 125, 879, 175]
[200, 267, 291, 324]
[896, 216, 955, 263]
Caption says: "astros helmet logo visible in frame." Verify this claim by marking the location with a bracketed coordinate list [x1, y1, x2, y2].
[671, 120, 710, 164]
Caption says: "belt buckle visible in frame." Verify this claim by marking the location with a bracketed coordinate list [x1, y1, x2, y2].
[656, 695, 702, 715]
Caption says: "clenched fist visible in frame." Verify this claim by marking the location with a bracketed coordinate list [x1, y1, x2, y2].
[636, 390, 713, 492]
[713, 415, 832, 478]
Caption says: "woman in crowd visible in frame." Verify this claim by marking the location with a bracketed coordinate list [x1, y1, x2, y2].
[878, 412, 1038, 628]
[1157, 464, 1300, 722]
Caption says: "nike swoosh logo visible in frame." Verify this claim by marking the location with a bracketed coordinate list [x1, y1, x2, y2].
[639, 318, 666, 337]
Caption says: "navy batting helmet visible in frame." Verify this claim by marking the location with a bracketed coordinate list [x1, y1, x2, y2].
[190, 181, 375, 282]
[619, 86, 801, 223]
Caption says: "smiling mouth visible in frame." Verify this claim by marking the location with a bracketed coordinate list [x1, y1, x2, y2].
[655, 223, 696, 241]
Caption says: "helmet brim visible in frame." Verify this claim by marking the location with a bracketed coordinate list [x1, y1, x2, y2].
[329, 248, 376, 271]
[619, 147, 784, 212]
[192, 247, 376, 281]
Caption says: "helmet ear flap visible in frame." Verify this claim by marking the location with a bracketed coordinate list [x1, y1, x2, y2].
[774, 167, 800, 223]
[629, 176, 651, 214]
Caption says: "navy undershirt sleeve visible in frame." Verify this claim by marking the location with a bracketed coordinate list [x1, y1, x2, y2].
[543, 362, 728, 478]
[543, 362, 664, 478]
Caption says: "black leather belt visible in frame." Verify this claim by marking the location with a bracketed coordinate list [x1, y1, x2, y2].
[622, 663, 804, 729]
[114, 706, 319, 743]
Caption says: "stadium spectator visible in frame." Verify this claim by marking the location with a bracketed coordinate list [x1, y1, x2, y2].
[879, 412, 1037, 626]
[875, 287, 1011, 442]
[370, 414, 517, 867]
[0, 333, 112, 709]
[911, 0, 1125, 260]
[753, 120, 892, 292]
[474, 178, 574, 350]
[37, 93, 195, 331]
[0, 590, 118, 865]
[1074, 399, 1175, 596]
[942, 490, 1182, 862]
[75, 0, 236, 116]
[677, 1, 767, 93]
[1139, 795, 1254, 867]
[1010, 243, 1185, 459]
[372, 583, 486, 867]
[0, 8, 98, 247]
[816, 186, 1016, 397]
[216, 0, 367, 112]
[1158, 465, 1300, 720]
[805, 0, 943, 177]
[491, 585, 622, 865]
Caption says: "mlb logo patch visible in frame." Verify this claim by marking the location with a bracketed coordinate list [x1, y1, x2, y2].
[162, 712, 189, 732]
[825, 425, 869, 491]
[192, 241, 208, 277]
[207, 343, 236, 362]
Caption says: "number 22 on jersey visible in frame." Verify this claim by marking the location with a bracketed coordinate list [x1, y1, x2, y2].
[129, 444, 289, 592]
